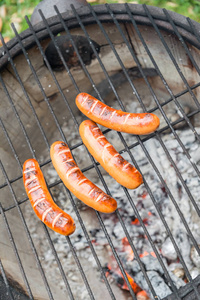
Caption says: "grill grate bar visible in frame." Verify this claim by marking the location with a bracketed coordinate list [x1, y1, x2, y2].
[41, 224, 75, 300]
[0, 72, 35, 160]
[0, 201, 34, 299]
[104, 5, 200, 296]
[87, 0, 200, 288]
[0, 161, 54, 300]
[143, 5, 200, 110]
[107, 0, 200, 238]
[40, 5, 146, 298]
[87, 5, 199, 298]
[9, 25, 67, 146]
[62, 184, 117, 300]
[1, 24, 101, 299]
[0, 34, 49, 156]
[108, 4, 200, 184]
[0, 4, 200, 300]
[66, 236, 95, 300]
[0, 258, 15, 300]
[125, 152, 200, 299]
[61, 3, 200, 296]
[70, 3, 179, 297]
[121, 4, 200, 245]
[163, 8, 200, 75]
[95, 211, 138, 300]
[25, 15, 80, 132]
[141, 5, 200, 182]
[115, 209, 170, 299]
[2, 102, 200, 211]
[125, 4, 200, 145]
[26, 10, 121, 300]
[136, 6, 200, 214]
[65, 4, 160, 297]
[1, 27, 93, 298]
[71, 4, 178, 297]
[1, 99, 200, 194]
[0, 116, 22, 170]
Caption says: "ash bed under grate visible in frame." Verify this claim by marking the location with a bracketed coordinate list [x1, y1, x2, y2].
[0, 3, 200, 300]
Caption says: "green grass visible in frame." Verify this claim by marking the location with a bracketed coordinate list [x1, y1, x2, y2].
[0, 0, 200, 40]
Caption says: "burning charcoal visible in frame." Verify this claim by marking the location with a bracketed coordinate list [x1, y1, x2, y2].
[161, 237, 177, 261]
[45, 35, 100, 71]
[127, 254, 185, 299]
[105, 263, 142, 294]
[190, 245, 200, 268]
[136, 290, 151, 300]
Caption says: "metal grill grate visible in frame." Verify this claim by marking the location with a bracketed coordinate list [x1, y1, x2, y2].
[0, 3, 200, 300]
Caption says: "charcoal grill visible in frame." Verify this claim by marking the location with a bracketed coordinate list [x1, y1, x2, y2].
[0, 2, 200, 300]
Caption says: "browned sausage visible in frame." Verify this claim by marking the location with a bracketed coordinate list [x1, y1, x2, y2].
[79, 120, 143, 189]
[76, 93, 160, 135]
[23, 159, 76, 236]
[50, 141, 117, 213]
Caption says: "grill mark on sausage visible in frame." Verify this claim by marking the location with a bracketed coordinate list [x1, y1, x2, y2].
[78, 178, 88, 186]
[88, 187, 96, 196]
[63, 158, 73, 164]
[52, 213, 63, 228]
[89, 100, 98, 113]
[99, 106, 107, 116]
[123, 113, 131, 124]
[25, 176, 37, 186]
[102, 143, 112, 163]
[82, 95, 89, 105]
[95, 193, 104, 202]
[92, 127, 99, 132]
[66, 167, 79, 179]
[42, 207, 52, 222]
[109, 110, 116, 121]
[24, 167, 36, 174]
[33, 198, 46, 207]
[122, 162, 131, 171]
[58, 149, 70, 155]
[96, 135, 105, 141]
[28, 185, 41, 194]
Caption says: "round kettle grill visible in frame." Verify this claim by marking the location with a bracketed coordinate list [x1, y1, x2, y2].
[0, 1, 200, 300]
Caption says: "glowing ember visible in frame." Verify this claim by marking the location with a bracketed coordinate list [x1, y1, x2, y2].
[105, 263, 141, 294]
[137, 290, 151, 300]
[122, 237, 134, 261]
[139, 251, 156, 258]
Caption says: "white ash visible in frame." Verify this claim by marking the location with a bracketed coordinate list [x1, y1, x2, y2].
[23, 115, 200, 300]
[126, 255, 185, 299]
[191, 246, 200, 268]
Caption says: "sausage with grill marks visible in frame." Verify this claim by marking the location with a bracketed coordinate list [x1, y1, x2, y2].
[50, 141, 117, 213]
[76, 93, 160, 135]
[23, 159, 76, 236]
[79, 120, 143, 189]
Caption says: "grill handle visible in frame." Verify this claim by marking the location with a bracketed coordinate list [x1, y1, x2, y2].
[31, 0, 88, 26]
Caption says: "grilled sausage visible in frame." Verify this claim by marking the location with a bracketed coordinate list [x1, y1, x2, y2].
[50, 141, 117, 213]
[23, 159, 76, 236]
[76, 93, 160, 135]
[79, 120, 143, 189]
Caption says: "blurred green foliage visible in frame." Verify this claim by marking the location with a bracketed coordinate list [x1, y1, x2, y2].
[0, 0, 200, 40]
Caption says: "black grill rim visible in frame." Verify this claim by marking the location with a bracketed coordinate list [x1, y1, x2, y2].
[1, 2, 200, 300]
[0, 3, 200, 70]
